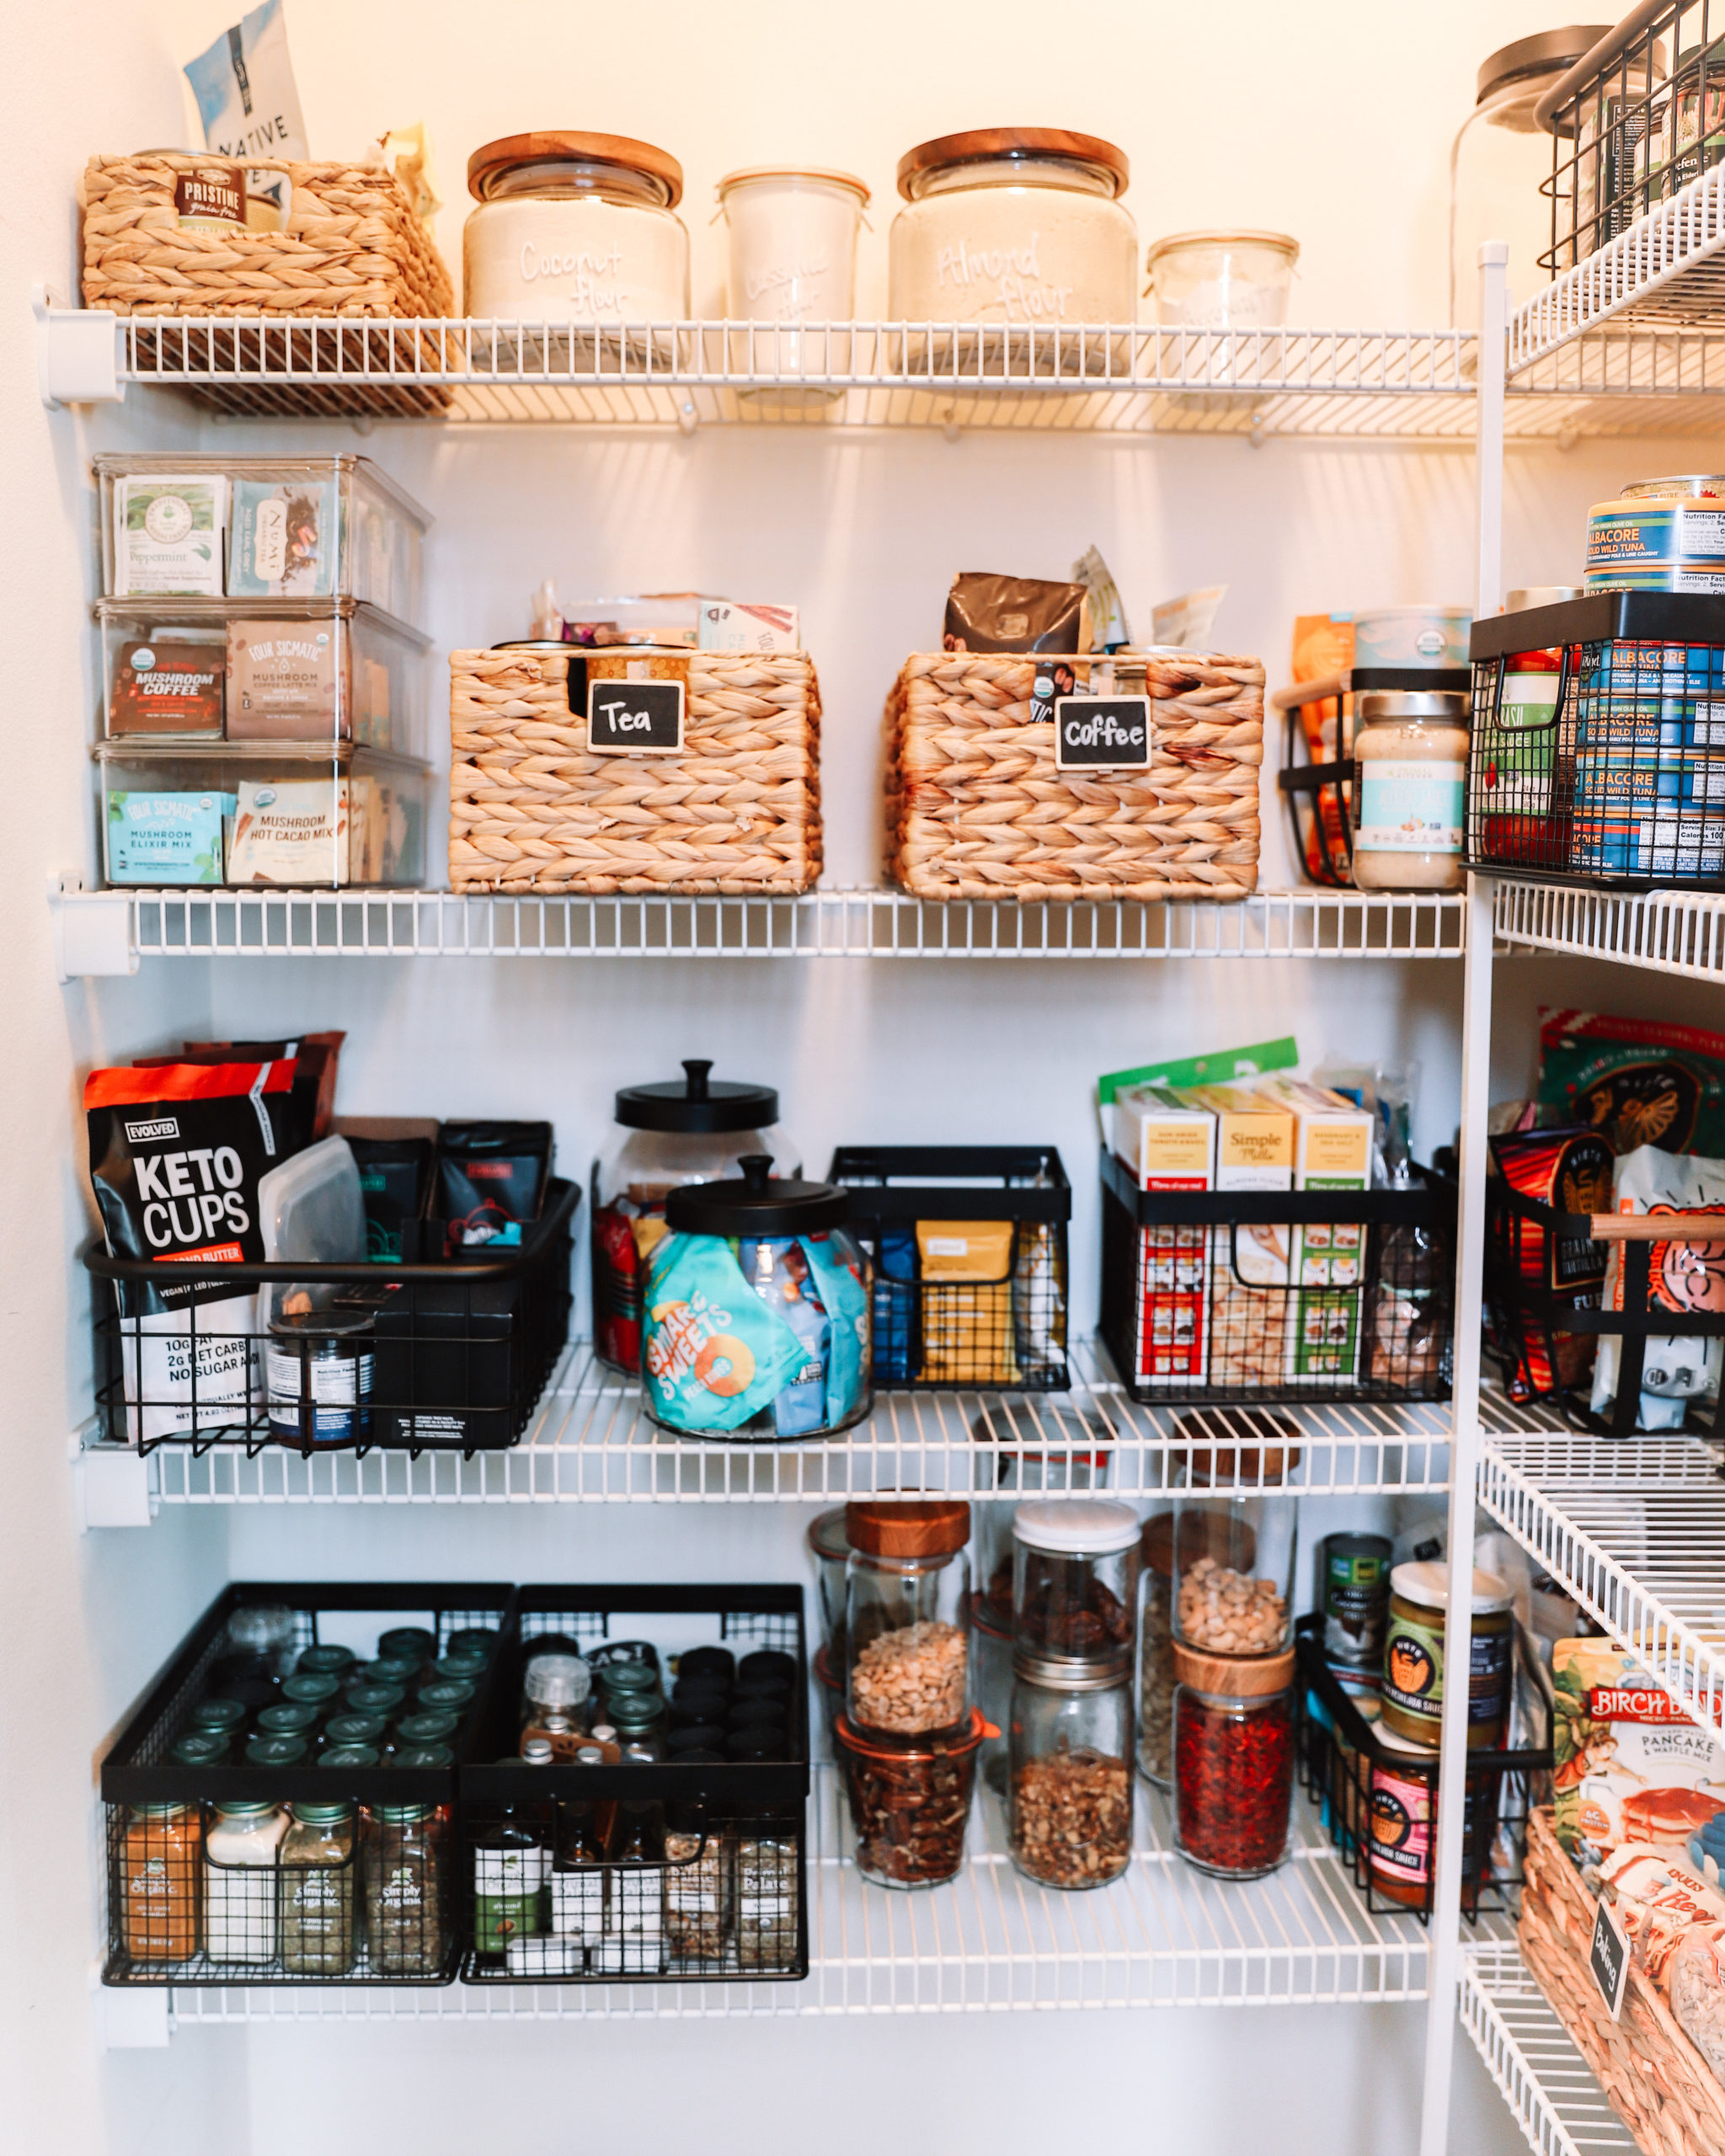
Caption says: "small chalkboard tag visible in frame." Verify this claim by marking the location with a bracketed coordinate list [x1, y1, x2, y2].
[1589, 1893, 1631, 2020]
[1053, 694, 1153, 771]
[587, 676, 685, 756]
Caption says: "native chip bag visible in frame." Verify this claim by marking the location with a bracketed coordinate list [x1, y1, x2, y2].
[1540, 1008, 1725, 1156]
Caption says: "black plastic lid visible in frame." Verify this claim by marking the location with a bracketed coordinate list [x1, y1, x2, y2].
[666, 1155, 848, 1235]
[732, 1673, 792, 1701]
[615, 1059, 780, 1135]
[676, 1646, 736, 1684]
[739, 1650, 799, 1686]
[724, 1728, 785, 1761]
[668, 1723, 729, 1754]
[673, 1749, 724, 1765]
[727, 1697, 786, 1732]
[670, 1689, 732, 1726]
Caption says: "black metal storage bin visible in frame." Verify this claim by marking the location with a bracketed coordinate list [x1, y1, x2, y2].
[828, 1145, 1071, 1392]
[86, 1178, 577, 1456]
[1466, 594, 1725, 891]
[1097, 1147, 1455, 1406]
[1486, 1172, 1725, 1434]
[1277, 666, 1471, 889]
[100, 1581, 514, 1986]
[460, 1584, 809, 1985]
[1295, 1620, 1550, 1925]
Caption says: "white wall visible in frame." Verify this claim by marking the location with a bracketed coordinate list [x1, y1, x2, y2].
[8, 3, 1725, 2153]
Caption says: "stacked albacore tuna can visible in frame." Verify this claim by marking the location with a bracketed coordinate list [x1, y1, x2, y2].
[1587, 476, 1725, 596]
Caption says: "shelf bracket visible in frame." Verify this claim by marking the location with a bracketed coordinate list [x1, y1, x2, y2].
[92, 1967, 171, 2048]
[71, 1429, 157, 1532]
[34, 285, 123, 408]
[51, 877, 138, 984]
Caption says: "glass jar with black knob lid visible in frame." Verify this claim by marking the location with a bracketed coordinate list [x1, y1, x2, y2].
[595, 1062, 801, 1374]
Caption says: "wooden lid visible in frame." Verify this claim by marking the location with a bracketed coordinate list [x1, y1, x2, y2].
[895, 127, 1129, 201]
[1143, 1510, 1253, 1576]
[845, 1496, 970, 1557]
[467, 131, 684, 208]
[1173, 1409, 1303, 1486]
[1172, 1641, 1295, 1697]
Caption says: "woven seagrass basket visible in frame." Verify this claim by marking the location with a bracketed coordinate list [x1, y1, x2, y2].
[885, 650, 1263, 902]
[1519, 1806, 1725, 2156]
[449, 647, 823, 895]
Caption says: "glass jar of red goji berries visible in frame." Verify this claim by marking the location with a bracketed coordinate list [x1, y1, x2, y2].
[1172, 1643, 1295, 1880]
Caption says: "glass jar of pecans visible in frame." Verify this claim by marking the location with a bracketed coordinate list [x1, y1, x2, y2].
[1007, 1652, 1134, 1889]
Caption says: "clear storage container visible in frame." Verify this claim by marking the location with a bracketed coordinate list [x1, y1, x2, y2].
[717, 166, 869, 325]
[1143, 230, 1299, 328]
[1171, 1433, 1300, 1659]
[1172, 1643, 1295, 1880]
[97, 597, 430, 755]
[93, 454, 430, 624]
[808, 1508, 852, 1660]
[96, 741, 429, 889]
[638, 1157, 870, 1441]
[833, 1708, 985, 1888]
[1007, 1652, 1133, 1889]
[593, 1062, 799, 1374]
[844, 1497, 971, 1742]
[1011, 1498, 1139, 1665]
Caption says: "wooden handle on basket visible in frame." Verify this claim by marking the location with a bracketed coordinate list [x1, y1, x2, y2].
[1589, 1214, 1725, 1242]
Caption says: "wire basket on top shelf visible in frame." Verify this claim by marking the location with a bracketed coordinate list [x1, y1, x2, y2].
[460, 1585, 809, 1985]
[1467, 594, 1725, 890]
[101, 1581, 513, 1987]
[828, 1145, 1071, 1392]
[1097, 1146, 1455, 1406]
[449, 645, 822, 894]
[884, 648, 1263, 902]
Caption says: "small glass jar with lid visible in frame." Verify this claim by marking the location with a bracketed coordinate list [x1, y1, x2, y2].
[595, 1062, 800, 1374]
[280, 1801, 357, 1974]
[717, 164, 870, 370]
[1007, 1652, 1134, 1889]
[843, 1497, 971, 1742]
[1350, 691, 1471, 893]
[521, 1648, 592, 1734]
[364, 1800, 448, 1976]
[1172, 1644, 1296, 1880]
[889, 128, 1137, 373]
[607, 1689, 669, 1758]
[120, 1803, 201, 1962]
[205, 1800, 289, 1963]
[1171, 1420, 1300, 1659]
[834, 1708, 986, 1888]
[641, 1157, 872, 1441]
[1011, 1498, 1140, 1664]
[463, 131, 689, 360]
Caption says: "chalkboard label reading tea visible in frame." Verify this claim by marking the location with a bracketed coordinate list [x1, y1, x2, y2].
[587, 677, 686, 756]
[1589, 1893, 1631, 2020]
[1054, 695, 1153, 771]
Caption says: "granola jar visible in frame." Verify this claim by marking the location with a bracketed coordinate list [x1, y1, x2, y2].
[1008, 1652, 1134, 1889]
[844, 1497, 971, 1743]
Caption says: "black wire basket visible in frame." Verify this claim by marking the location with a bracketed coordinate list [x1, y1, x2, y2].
[101, 1582, 514, 1986]
[85, 1179, 577, 1457]
[1467, 595, 1725, 891]
[460, 1585, 809, 1985]
[828, 1146, 1071, 1393]
[1097, 1146, 1455, 1406]
[1296, 1620, 1552, 1927]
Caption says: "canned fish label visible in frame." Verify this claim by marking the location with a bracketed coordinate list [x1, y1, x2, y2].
[1588, 502, 1725, 573]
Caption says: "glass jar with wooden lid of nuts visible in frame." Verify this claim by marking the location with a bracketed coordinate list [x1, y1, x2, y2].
[844, 1497, 971, 1745]
[1170, 1414, 1300, 1660]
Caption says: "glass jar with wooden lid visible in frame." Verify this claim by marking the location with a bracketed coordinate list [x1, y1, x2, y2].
[844, 1497, 972, 1743]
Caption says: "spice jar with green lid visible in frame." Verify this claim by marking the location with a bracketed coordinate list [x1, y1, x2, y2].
[608, 1689, 669, 1757]
[296, 1644, 356, 1678]
[318, 1744, 381, 1769]
[281, 1672, 343, 1710]
[417, 1678, 476, 1714]
[322, 1712, 388, 1750]
[344, 1681, 408, 1717]
[169, 1732, 230, 1768]
[256, 1702, 320, 1737]
[1382, 1561, 1514, 1750]
[188, 1697, 248, 1737]
[247, 1733, 308, 1767]
[393, 1743, 453, 1768]
[377, 1626, 435, 1663]
[443, 1627, 500, 1667]
[205, 1801, 289, 1964]
[364, 1800, 447, 1976]
[396, 1710, 460, 1747]
[281, 1802, 356, 1974]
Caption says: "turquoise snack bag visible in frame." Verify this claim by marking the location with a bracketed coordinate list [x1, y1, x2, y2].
[802, 1232, 869, 1425]
[643, 1232, 804, 1432]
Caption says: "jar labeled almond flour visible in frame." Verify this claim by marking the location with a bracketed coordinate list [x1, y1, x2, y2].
[1350, 691, 1471, 891]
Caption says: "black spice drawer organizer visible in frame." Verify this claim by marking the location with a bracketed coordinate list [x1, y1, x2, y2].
[1097, 1145, 1455, 1406]
[460, 1584, 810, 1985]
[100, 1581, 514, 1986]
[85, 1177, 577, 1456]
[1295, 1619, 1551, 1927]
[829, 1145, 1071, 1393]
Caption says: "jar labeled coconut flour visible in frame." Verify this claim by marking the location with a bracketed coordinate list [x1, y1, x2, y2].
[1350, 691, 1471, 891]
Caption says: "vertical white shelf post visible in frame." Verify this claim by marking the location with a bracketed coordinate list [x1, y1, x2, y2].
[1418, 239, 1506, 2156]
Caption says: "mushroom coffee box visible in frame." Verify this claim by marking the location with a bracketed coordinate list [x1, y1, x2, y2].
[1252, 1076, 1374, 1385]
[1552, 1637, 1725, 1865]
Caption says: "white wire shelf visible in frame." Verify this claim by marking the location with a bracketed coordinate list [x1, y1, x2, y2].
[1461, 1940, 1637, 2156]
[1478, 1428, 1725, 1738]
[158, 1769, 1440, 2022]
[54, 883, 1466, 968]
[1493, 878, 1725, 983]
[120, 1340, 1472, 1507]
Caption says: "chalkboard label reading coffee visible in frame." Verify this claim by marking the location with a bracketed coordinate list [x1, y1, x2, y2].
[1053, 695, 1153, 771]
[1589, 1893, 1630, 2020]
[587, 677, 686, 757]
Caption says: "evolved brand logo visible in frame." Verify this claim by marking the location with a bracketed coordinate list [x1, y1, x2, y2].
[124, 1117, 180, 1144]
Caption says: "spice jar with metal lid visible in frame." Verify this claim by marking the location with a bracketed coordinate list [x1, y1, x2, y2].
[808, 1507, 852, 1657]
[296, 1643, 356, 1679]
[1172, 1643, 1296, 1879]
[1350, 691, 1471, 893]
[642, 1156, 871, 1441]
[1382, 1561, 1514, 1750]
[844, 1497, 971, 1742]
[462, 131, 690, 332]
[205, 1800, 289, 1963]
[889, 128, 1137, 358]
[1008, 1651, 1134, 1889]
[1012, 1498, 1140, 1664]
[834, 1708, 986, 1887]
[1172, 1425, 1300, 1659]
[596, 1065, 801, 1374]
[365, 1799, 446, 1976]
[280, 1803, 356, 1974]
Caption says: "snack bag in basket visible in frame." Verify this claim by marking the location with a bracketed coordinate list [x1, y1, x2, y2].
[1539, 1009, 1725, 1156]
[1552, 1637, 1725, 1864]
[1672, 1923, 1725, 2084]
[1591, 1145, 1725, 1432]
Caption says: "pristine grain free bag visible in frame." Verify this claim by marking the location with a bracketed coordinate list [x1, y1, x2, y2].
[1592, 1144, 1725, 1430]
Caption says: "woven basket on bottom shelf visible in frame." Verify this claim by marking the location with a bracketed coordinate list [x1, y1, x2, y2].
[885, 650, 1263, 902]
[1519, 1806, 1725, 2156]
[448, 647, 823, 894]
